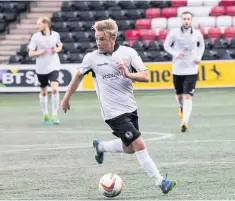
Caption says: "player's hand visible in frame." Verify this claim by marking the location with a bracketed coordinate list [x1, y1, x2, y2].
[61, 98, 70, 113]
[117, 60, 130, 78]
[38, 49, 48, 56]
[177, 52, 184, 58]
[51, 48, 58, 54]
[194, 60, 201, 65]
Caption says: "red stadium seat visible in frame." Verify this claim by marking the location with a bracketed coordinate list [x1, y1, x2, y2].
[225, 6, 235, 16]
[162, 8, 178, 18]
[139, 29, 157, 40]
[158, 29, 169, 41]
[125, 29, 141, 40]
[135, 18, 151, 29]
[199, 27, 207, 37]
[210, 6, 225, 16]
[145, 8, 161, 19]
[219, 0, 235, 6]
[224, 27, 235, 40]
[207, 27, 222, 42]
[171, 0, 187, 7]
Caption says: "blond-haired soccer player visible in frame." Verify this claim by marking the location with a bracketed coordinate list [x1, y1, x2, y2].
[164, 11, 205, 132]
[28, 17, 63, 124]
[61, 19, 176, 194]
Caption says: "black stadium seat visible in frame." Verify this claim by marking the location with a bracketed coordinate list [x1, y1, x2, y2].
[117, 1, 136, 9]
[87, 1, 105, 10]
[116, 20, 135, 30]
[60, 32, 74, 42]
[124, 9, 145, 19]
[148, 40, 164, 51]
[213, 38, 229, 49]
[9, 55, 23, 64]
[17, 44, 28, 56]
[51, 22, 68, 32]
[72, 31, 93, 42]
[66, 21, 84, 31]
[132, 40, 147, 51]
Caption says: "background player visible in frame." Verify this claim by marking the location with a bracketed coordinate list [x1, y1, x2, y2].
[61, 19, 176, 195]
[28, 16, 63, 125]
[164, 11, 205, 132]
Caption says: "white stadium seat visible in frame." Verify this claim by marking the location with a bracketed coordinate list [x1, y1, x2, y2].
[187, 0, 203, 6]
[177, 6, 212, 17]
[203, 0, 220, 6]
[151, 18, 167, 29]
[194, 16, 216, 27]
[167, 17, 182, 29]
[216, 16, 232, 27]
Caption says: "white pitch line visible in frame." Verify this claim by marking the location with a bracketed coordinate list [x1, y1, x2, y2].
[0, 131, 173, 153]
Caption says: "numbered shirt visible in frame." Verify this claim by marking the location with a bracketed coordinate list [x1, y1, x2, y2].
[78, 44, 147, 120]
[28, 31, 62, 74]
[164, 28, 205, 75]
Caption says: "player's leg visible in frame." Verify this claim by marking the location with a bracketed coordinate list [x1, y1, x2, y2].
[181, 74, 198, 132]
[173, 75, 184, 119]
[93, 111, 176, 194]
[37, 74, 50, 124]
[49, 71, 60, 124]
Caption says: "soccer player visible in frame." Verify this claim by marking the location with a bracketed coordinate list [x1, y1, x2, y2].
[61, 19, 176, 194]
[28, 16, 63, 125]
[164, 11, 205, 132]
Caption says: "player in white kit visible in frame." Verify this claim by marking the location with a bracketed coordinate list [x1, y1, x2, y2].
[61, 19, 176, 195]
[164, 11, 205, 132]
[28, 17, 63, 125]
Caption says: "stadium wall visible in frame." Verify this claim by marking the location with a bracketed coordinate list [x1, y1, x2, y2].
[0, 60, 235, 92]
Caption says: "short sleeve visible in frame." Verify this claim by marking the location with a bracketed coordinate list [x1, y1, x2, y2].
[78, 53, 92, 75]
[56, 32, 63, 46]
[28, 34, 37, 50]
[130, 48, 147, 72]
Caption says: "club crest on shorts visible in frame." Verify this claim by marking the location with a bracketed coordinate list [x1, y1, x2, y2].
[125, 131, 133, 139]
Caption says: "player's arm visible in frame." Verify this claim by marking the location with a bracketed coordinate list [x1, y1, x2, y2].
[195, 31, 205, 64]
[28, 34, 47, 57]
[118, 49, 149, 82]
[164, 30, 182, 58]
[61, 54, 91, 113]
[61, 71, 84, 112]
[53, 33, 63, 53]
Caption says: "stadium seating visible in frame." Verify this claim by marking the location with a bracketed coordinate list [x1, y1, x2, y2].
[0, 1, 29, 33]
[9, 0, 235, 63]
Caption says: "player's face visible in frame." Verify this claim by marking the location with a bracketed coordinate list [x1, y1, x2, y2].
[37, 20, 46, 32]
[181, 14, 192, 29]
[95, 31, 115, 53]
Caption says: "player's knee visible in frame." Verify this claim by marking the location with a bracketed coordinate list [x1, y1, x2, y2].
[40, 89, 47, 96]
[183, 94, 193, 99]
[51, 88, 58, 94]
[131, 136, 146, 152]
[123, 145, 135, 154]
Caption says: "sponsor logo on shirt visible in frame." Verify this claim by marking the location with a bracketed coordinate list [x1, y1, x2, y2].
[102, 72, 121, 80]
[97, 63, 109, 67]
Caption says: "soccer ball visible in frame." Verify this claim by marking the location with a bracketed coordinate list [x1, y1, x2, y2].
[99, 173, 123, 198]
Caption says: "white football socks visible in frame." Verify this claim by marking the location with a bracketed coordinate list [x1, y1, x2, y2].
[135, 149, 164, 186]
[182, 99, 192, 124]
[98, 139, 123, 153]
[39, 94, 48, 116]
[51, 92, 60, 116]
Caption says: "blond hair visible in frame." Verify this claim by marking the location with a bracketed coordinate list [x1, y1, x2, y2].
[37, 16, 51, 26]
[92, 19, 118, 39]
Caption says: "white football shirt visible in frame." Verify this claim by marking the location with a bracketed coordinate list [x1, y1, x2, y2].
[164, 27, 205, 75]
[78, 44, 147, 120]
[28, 31, 62, 74]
